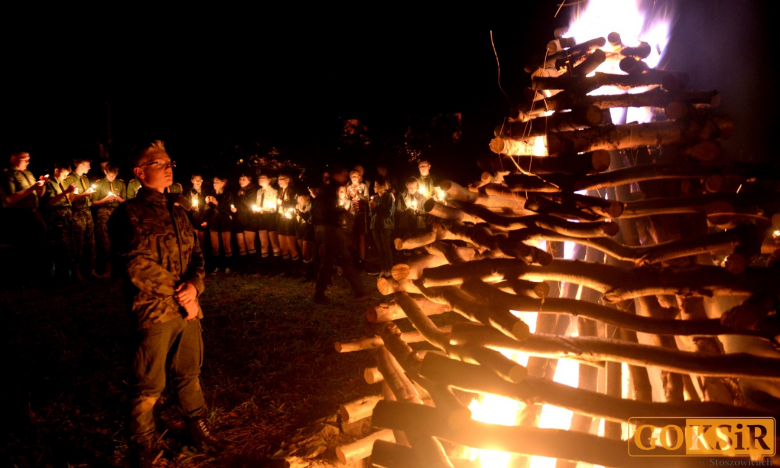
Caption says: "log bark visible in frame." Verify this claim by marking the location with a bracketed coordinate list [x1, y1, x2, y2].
[372, 400, 689, 468]
[437, 179, 525, 210]
[477, 150, 612, 175]
[494, 106, 607, 136]
[364, 367, 384, 384]
[391, 254, 449, 281]
[366, 298, 452, 323]
[493, 116, 733, 156]
[340, 395, 383, 424]
[371, 440, 481, 468]
[335, 428, 396, 465]
[531, 70, 688, 91]
[512, 87, 719, 122]
[419, 353, 776, 422]
[448, 322, 780, 383]
[458, 278, 779, 341]
[394, 292, 451, 350]
[420, 258, 780, 303]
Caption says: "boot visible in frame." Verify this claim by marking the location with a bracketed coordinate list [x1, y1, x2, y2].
[210, 255, 222, 274]
[290, 257, 302, 278]
[188, 415, 228, 451]
[223, 253, 233, 274]
[258, 254, 270, 276]
[247, 250, 258, 275]
[303, 259, 317, 282]
[267, 253, 282, 277]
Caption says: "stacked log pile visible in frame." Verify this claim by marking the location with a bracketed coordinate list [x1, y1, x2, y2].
[334, 29, 780, 468]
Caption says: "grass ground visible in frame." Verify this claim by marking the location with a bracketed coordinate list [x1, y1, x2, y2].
[1, 270, 383, 467]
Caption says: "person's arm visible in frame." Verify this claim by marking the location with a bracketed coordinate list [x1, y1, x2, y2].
[176, 206, 205, 295]
[108, 204, 179, 299]
[113, 181, 127, 203]
[1, 174, 42, 205]
[46, 182, 76, 206]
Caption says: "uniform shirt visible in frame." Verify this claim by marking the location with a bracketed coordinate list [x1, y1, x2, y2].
[1, 168, 39, 209]
[65, 173, 93, 210]
[255, 186, 278, 213]
[127, 179, 142, 199]
[418, 175, 435, 200]
[234, 184, 258, 225]
[346, 182, 368, 213]
[397, 191, 427, 229]
[108, 187, 205, 329]
[43, 179, 72, 209]
[94, 178, 127, 209]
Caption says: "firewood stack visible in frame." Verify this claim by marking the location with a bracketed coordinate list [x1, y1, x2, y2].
[334, 29, 780, 468]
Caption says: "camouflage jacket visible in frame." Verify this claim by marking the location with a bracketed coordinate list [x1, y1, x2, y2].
[108, 187, 205, 329]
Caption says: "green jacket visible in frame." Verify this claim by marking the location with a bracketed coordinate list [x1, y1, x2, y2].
[0, 168, 39, 209]
[126, 179, 142, 199]
[43, 179, 72, 208]
[108, 187, 205, 329]
[65, 173, 93, 210]
[94, 178, 127, 209]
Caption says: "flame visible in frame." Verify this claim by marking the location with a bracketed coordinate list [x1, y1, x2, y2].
[565, 0, 675, 124]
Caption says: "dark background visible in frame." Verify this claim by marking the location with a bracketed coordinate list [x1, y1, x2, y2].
[2, 1, 776, 184]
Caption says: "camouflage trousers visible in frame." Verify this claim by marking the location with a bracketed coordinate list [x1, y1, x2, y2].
[48, 208, 75, 276]
[72, 209, 96, 273]
[95, 207, 115, 272]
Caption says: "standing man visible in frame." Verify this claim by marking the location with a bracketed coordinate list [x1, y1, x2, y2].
[93, 163, 126, 278]
[416, 159, 435, 200]
[42, 163, 77, 282]
[108, 141, 223, 464]
[65, 158, 98, 280]
[311, 166, 366, 303]
[0, 151, 48, 282]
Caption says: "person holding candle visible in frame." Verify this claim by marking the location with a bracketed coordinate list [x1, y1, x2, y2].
[369, 177, 396, 279]
[254, 173, 281, 275]
[416, 159, 435, 200]
[204, 175, 234, 273]
[65, 158, 99, 280]
[276, 173, 302, 277]
[397, 176, 427, 255]
[42, 162, 77, 282]
[294, 192, 316, 280]
[232, 172, 258, 273]
[92, 163, 126, 278]
[185, 173, 209, 256]
[1, 150, 49, 283]
[346, 170, 369, 271]
[107, 140, 224, 463]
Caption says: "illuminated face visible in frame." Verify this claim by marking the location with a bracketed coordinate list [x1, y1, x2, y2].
[12, 153, 30, 171]
[374, 182, 386, 195]
[191, 176, 203, 189]
[350, 174, 360, 185]
[238, 175, 251, 188]
[76, 161, 91, 175]
[135, 150, 173, 191]
[258, 175, 270, 187]
[353, 165, 365, 176]
[55, 168, 70, 181]
[105, 172, 117, 182]
[278, 176, 290, 188]
[212, 177, 226, 193]
[418, 162, 431, 177]
[297, 194, 308, 205]
[338, 186, 347, 199]
[406, 182, 419, 194]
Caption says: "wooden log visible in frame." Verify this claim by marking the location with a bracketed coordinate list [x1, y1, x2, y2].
[371, 440, 482, 468]
[423, 240, 483, 264]
[335, 428, 396, 465]
[528, 192, 625, 219]
[422, 258, 780, 302]
[437, 179, 525, 210]
[394, 292, 450, 350]
[366, 298, 452, 323]
[424, 199, 482, 224]
[448, 344, 527, 383]
[492, 116, 734, 157]
[495, 279, 550, 299]
[421, 285, 530, 341]
[620, 192, 765, 219]
[477, 150, 612, 175]
[503, 161, 780, 194]
[340, 395, 383, 424]
[447, 322, 780, 382]
[364, 367, 384, 384]
[377, 277, 423, 296]
[413, 375, 473, 429]
[531, 70, 689, 91]
[336, 328, 439, 353]
[418, 353, 775, 423]
[391, 254, 449, 281]
[512, 87, 720, 122]
[372, 400, 688, 468]
[524, 37, 606, 73]
[458, 278, 780, 341]
[395, 229, 437, 250]
[373, 346, 421, 404]
[494, 107, 606, 136]
[442, 221, 553, 265]
[373, 322, 425, 375]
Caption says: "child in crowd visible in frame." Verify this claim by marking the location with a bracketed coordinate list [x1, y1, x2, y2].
[205, 175, 234, 273]
[369, 177, 395, 279]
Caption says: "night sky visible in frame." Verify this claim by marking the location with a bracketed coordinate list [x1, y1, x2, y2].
[4, 1, 776, 182]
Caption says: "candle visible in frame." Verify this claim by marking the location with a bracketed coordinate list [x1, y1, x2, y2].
[339, 200, 345, 207]
[74, 187, 80, 195]
[230, 204, 235, 210]
[252, 204, 259, 212]
[192, 194, 198, 207]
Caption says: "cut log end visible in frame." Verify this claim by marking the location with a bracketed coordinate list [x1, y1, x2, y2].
[723, 254, 747, 275]
[591, 150, 612, 172]
[364, 367, 384, 384]
[377, 278, 396, 296]
[600, 222, 620, 237]
[512, 321, 531, 341]
[705, 175, 724, 193]
[508, 364, 528, 383]
[392, 264, 411, 281]
[533, 282, 551, 299]
[394, 238, 404, 250]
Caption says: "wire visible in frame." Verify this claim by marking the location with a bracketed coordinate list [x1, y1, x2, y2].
[490, 31, 513, 110]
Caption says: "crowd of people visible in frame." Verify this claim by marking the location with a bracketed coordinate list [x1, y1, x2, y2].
[0, 148, 438, 299]
[1, 142, 442, 465]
